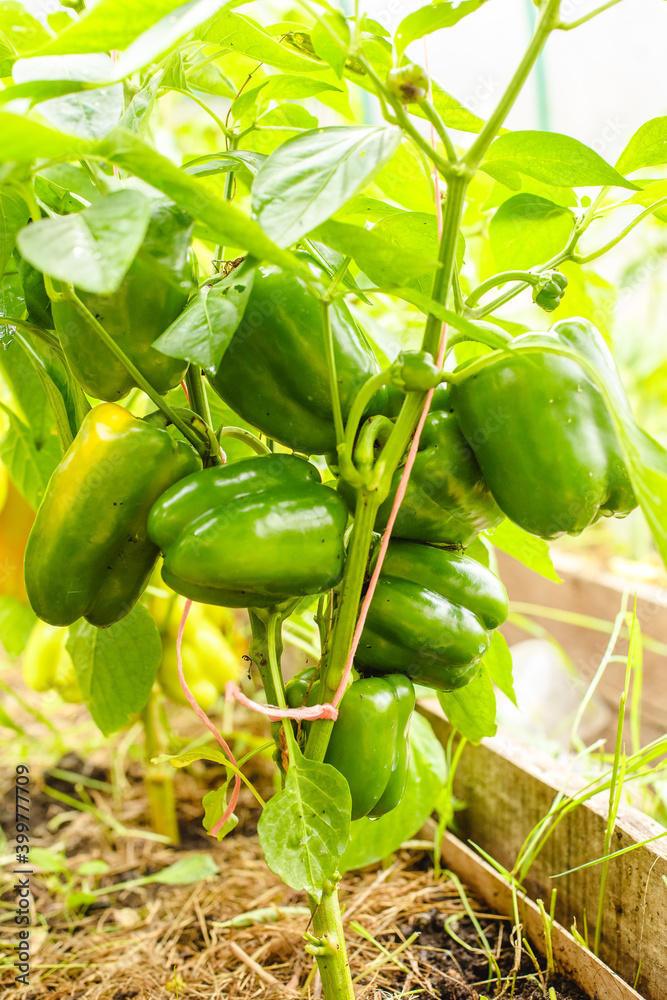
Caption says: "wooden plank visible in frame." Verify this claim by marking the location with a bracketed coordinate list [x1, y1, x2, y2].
[420, 704, 667, 1000]
[440, 831, 645, 1000]
[498, 549, 667, 746]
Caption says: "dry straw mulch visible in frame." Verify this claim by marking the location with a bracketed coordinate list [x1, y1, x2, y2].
[2, 818, 472, 1000]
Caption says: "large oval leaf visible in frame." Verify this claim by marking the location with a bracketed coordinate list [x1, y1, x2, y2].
[252, 125, 402, 247]
[483, 132, 637, 190]
[17, 189, 151, 294]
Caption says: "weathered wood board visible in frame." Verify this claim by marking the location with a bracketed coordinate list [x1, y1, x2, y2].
[421, 704, 667, 1000]
[440, 831, 645, 1000]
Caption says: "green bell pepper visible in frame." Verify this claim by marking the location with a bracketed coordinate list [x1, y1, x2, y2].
[339, 388, 503, 546]
[147, 454, 348, 608]
[24, 403, 201, 628]
[51, 200, 195, 401]
[450, 317, 637, 539]
[356, 540, 508, 690]
[286, 668, 415, 820]
[206, 257, 387, 455]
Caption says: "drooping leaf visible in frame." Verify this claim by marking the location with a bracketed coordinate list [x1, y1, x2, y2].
[184, 150, 267, 179]
[616, 116, 667, 175]
[341, 713, 446, 871]
[98, 127, 301, 272]
[66, 604, 162, 736]
[154, 260, 255, 369]
[0, 111, 95, 162]
[202, 785, 239, 839]
[252, 125, 402, 247]
[485, 519, 561, 583]
[311, 11, 349, 78]
[17, 189, 151, 294]
[438, 663, 497, 743]
[396, 0, 490, 55]
[483, 132, 638, 190]
[482, 630, 515, 706]
[257, 744, 351, 900]
[0, 189, 29, 278]
[489, 193, 575, 270]
[0, 403, 60, 509]
[308, 219, 438, 289]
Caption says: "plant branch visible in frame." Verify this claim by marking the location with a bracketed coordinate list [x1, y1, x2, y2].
[558, 0, 624, 30]
[161, 86, 232, 139]
[59, 286, 208, 457]
[466, 269, 541, 308]
[464, 0, 562, 172]
[417, 96, 457, 161]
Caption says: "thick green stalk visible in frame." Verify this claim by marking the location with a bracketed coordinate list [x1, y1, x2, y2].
[421, 175, 469, 357]
[304, 489, 381, 764]
[307, 877, 355, 999]
[256, 614, 356, 999]
[185, 364, 213, 427]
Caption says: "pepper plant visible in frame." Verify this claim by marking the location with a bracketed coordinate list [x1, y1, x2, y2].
[2, 0, 667, 996]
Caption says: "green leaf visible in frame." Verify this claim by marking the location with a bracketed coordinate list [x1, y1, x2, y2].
[429, 82, 487, 134]
[373, 141, 436, 213]
[483, 132, 638, 190]
[0, 403, 60, 509]
[489, 193, 575, 270]
[157, 745, 232, 768]
[0, 111, 95, 162]
[482, 630, 515, 706]
[485, 520, 561, 583]
[202, 785, 239, 840]
[252, 125, 402, 248]
[36, 0, 209, 55]
[341, 713, 446, 871]
[311, 12, 349, 78]
[98, 127, 300, 272]
[14, 1, 233, 84]
[66, 604, 162, 736]
[200, 10, 322, 73]
[230, 75, 340, 122]
[396, 0, 489, 56]
[360, 211, 464, 296]
[154, 260, 255, 369]
[438, 663, 497, 743]
[119, 73, 162, 134]
[0, 596, 36, 660]
[17, 189, 151, 294]
[616, 117, 667, 175]
[150, 854, 218, 884]
[184, 150, 267, 179]
[309, 219, 439, 289]
[625, 180, 667, 224]
[0, 2, 50, 70]
[257, 744, 351, 900]
[0, 189, 29, 278]
[13, 54, 123, 140]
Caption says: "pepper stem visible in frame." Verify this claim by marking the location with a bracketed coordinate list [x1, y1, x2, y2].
[59, 285, 211, 458]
